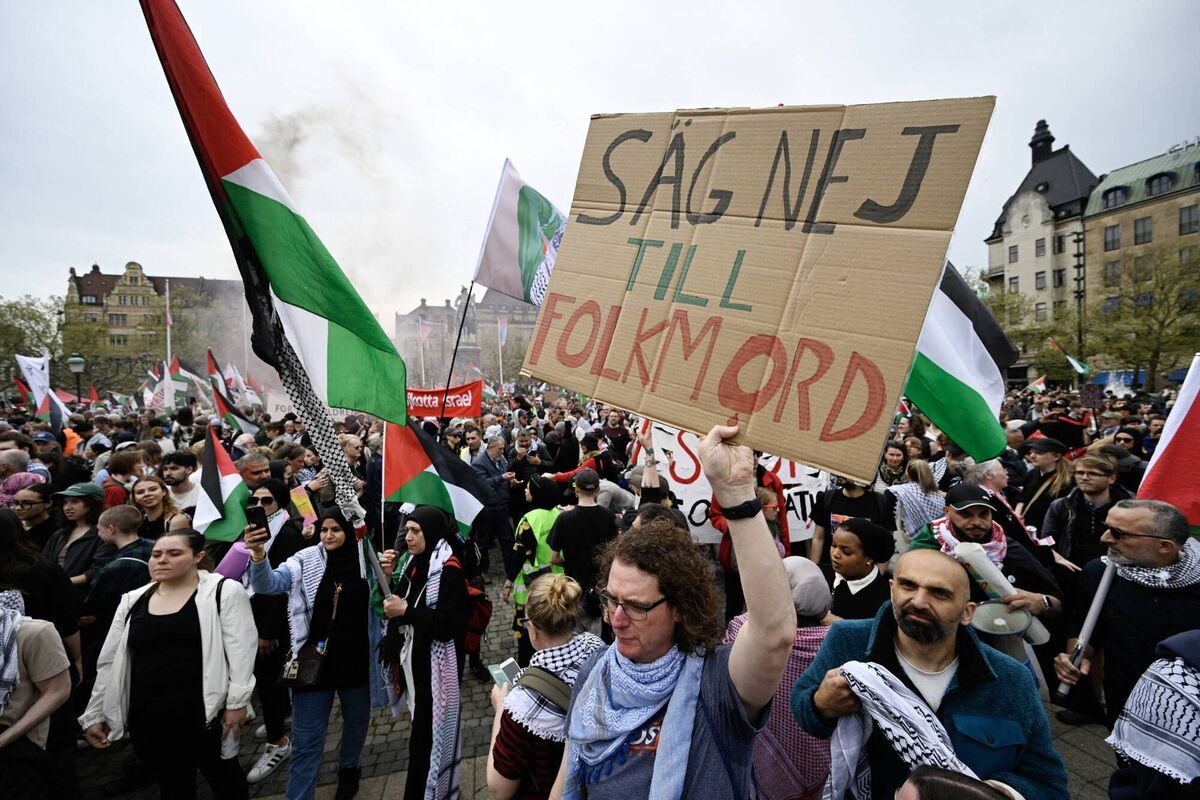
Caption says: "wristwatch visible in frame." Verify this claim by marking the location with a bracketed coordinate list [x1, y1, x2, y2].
[721, 497, 762, 520]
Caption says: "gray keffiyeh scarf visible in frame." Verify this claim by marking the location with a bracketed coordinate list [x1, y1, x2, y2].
[824, 661, 976, 800]
[0, 590, 27, 718]
[504, 632, 604, 742]
[1109, 538, 1200, 590]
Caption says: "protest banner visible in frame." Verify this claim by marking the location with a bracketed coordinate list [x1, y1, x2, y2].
[290, 485, 318, 527]
[524, 98, 994, 482]
[637, 421, 828, 544]
[406, 379, 483, 419]
[265, 392, 294, 419]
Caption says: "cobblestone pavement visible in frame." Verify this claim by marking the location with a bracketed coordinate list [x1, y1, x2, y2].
[75, 552, 1118, 799]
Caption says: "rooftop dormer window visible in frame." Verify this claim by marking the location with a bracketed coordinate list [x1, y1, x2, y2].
[1100, 186, 1128, 209]
[1146, 173, 1174, 197]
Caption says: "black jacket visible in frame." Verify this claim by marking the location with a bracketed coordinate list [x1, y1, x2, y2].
[1041, 484, 1133, 566]
[42, 525, 116, 598]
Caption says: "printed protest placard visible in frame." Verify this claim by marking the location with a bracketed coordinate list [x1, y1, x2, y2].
[290, 486, 318, 527]
[636, 421, 828, 544]
[406, 380, 483, 418]
[524, 98, 994, 482]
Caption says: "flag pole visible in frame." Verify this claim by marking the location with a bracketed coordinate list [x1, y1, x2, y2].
[165, 279, 173, 366]
[419, 335, 426, 387]
[440, 280, 474, 419]
[497, 317, 505, 391]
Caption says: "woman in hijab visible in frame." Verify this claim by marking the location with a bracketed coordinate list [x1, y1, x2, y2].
[247, 508, 385, 800]
[378, 505, 469, 800]
[502, 475, 563, 666]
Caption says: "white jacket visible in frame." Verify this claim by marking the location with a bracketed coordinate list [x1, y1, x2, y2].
[78, 570, 258, 741]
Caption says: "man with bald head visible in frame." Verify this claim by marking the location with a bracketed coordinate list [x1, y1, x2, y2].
[792, 549, 1068, 799]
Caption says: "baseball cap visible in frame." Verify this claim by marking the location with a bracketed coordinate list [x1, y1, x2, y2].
[32, 432, 57, 443]
[574, 468, 600, 492]
[945, 484, 994, 512]
[53, 482, 104, 501]
[1023, 437, 1068, 454]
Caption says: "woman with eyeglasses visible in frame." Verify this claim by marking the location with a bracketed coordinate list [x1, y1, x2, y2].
[378, 505, 469, 800]
[242, 479, 309, 785]
[246, 507, 387, 800]
[12, 483, 58, 548]
[80, 528, 257, 800]
[130, 474, 190, 540]
[487, 573, 604, 800]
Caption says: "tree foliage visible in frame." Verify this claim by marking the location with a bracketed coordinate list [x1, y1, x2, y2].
[0, 295, 62, 393]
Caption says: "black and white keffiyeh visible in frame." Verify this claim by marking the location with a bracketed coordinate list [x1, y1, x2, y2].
[823, 660, 976, 800]
[0, 590, 27, 718]
[1110, 538, 1200, 590]
[1107, 655, 1200, 784]
[504, 632, 604, 742]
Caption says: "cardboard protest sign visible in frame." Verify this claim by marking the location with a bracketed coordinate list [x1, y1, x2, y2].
[524, 98, 994, 482]
[636, 421, 828, 544]
[406, 380, 483, 418]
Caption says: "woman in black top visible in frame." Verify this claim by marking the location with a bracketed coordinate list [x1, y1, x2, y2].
[43, 483, 114, 600]
[12, 483, 58, 548]
[130, 475, 190, 539]
[380, 506, 469, 800]
[827, 517, 896, 622]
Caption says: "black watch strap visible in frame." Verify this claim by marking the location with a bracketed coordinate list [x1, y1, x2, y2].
[721, 498, 762, 520]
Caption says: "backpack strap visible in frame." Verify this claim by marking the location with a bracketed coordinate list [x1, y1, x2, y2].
[215, 576, 227, 615]
[514, 666, 572, 712]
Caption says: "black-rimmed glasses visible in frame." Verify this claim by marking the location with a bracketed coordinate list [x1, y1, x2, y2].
[595, 589, 668, 621]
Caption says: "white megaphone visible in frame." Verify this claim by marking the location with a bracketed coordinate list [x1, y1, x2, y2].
[970, 600, 1032, 663]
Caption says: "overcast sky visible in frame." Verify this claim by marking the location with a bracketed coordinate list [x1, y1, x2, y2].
[3, 1, 1197, 331]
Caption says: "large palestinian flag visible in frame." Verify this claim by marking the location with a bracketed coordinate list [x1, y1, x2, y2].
[139, 0, 407, 424]
[1138, 353, 1200, 537]
[905, 263, 1019, 461]
[473, 159, 566, 307]
[192, 425, 249, 543]
[383, 421, 486, 538]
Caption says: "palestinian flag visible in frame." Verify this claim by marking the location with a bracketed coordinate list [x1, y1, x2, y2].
[1138, 353, 1200, 537]
[35, 393, 64, 433]
[89, 384, 100, 405]
[467, 363, 498, 401]
[1048, 337, 1090, 376]
[383, 421, 486, 537]
[192, 425, 249, 543]
[473, 159, 565, 307]
[905, 263, 1018, 460]
[1026, 375, 1047, 394]
[140, 0, 407, 424]
[13, 378, 31, 410]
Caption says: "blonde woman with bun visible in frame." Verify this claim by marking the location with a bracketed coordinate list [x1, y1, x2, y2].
[487, 574, 603, 799]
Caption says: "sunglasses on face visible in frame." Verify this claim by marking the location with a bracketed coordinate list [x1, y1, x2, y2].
[1114, 437, 1135, 444]
[246, 496, 277, 506]
[1106, 525, 1162, 541]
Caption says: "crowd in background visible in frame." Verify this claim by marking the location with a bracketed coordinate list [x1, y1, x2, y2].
[0, 379, 1196, 799]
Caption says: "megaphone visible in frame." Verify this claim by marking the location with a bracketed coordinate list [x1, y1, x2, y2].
[970, 600, 1032, 663]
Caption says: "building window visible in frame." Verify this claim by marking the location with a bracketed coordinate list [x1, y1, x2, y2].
[1053, 235, 1066, 254]
[81, 295, 98, 305]
[1053, 268, 1066, 288]
[1035, 271, 1047, 290]
[108, 335, 128, 347]
[1104, 296, 1120, 313]
[1008, 245, 1019, 263]
[107, 313, 127, 327]
[1104, 224, 1121, 251]
[1101, 186, 1128, 209]
[1053, 300, 1067, 316]
[1104, 260, 1121, 287]
[1147, 173, 1173, 196]
[1133, 255, 1151, 282]
[1035, 238, 1046, 257]
[1035, 302, 1048, 321]
[1181, 205, 1199, 235]
[83, 312, 98, 323]
[1008, 276, 1019, 294]
[1134, 217, 1153, 245]
[1182, 246, 1200, 265]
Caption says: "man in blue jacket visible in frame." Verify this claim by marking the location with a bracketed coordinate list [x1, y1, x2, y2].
[792, 549, 1069, 799]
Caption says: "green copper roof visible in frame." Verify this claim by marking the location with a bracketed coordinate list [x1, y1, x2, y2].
[1085, 148, 1200, 216]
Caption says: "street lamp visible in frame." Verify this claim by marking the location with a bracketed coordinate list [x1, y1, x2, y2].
[67, 352, 85, 408]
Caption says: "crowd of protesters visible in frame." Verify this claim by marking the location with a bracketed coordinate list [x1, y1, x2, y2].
[0, 378, 1195, 799]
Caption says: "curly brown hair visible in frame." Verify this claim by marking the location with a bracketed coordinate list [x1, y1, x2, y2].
[596, 518, 723, 654]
